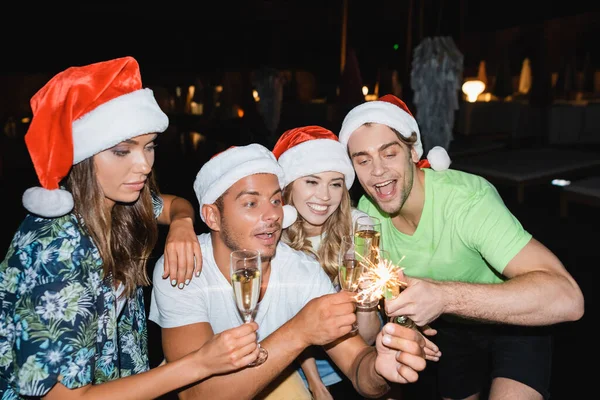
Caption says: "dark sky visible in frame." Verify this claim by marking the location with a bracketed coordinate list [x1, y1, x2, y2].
[1, 1, 597, 80]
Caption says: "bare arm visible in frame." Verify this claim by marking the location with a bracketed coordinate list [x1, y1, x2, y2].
[444, 238, 584, 324]
[163, 291, 357, 400]
[157, 194, 202, 287]
[162, 322, 306, 400]
[387, 238, 585, 326]
[42, 323, 259, 400]
[298, 352, 333, 400]
[156, 193, 196, 226]
[355, 305, 382, 345]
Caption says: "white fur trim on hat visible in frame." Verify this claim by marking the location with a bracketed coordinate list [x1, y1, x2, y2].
[22, 187, 74, 217]
[278, 139, 355, 189]
[282, 205, 298, 229]
[338, 100, 423, 159]
[72, 88, 168, 164]
[427, 146, 451, 171]
[194, 144, 296, 227]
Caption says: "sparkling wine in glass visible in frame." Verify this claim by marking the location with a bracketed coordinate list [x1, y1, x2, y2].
[354, 216, 382, 264]
[230, 249, 268, 366]
[339, 235, 362, 333]
[378, 250, 417, 330]
[339, 258, 362, 292]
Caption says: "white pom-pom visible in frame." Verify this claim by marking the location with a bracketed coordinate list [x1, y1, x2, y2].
[22, 187, 74, 217]
[427, 146, 451, 171]
[282, 204, 298, 229]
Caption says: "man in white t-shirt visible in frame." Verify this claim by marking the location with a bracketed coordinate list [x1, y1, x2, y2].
[149, 144, 428, 400]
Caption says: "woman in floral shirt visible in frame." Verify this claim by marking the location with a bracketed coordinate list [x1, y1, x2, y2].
[0, 57, 260, 399]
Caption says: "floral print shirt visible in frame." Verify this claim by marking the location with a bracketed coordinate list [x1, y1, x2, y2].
[0, 195, 163, 398]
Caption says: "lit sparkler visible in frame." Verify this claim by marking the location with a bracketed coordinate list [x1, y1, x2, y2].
[354, 248, 407, 304]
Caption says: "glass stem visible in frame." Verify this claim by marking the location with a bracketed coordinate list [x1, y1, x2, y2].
[243, 313, 253, 323]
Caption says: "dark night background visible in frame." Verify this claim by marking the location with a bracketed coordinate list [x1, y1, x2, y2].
[1, 2, 599, 399]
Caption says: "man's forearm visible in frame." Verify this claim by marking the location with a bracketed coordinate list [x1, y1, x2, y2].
[180, 320, 308, 400]
[441, 271, 583, 325]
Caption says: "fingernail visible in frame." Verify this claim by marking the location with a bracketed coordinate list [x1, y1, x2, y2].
[385, 324, 394, 333]
[171, 279, 177, 287]
[178, 282, 184, 289]
[382, 335, 392, 344]
[196, 270, 201, 277]
[185, 279, 190, 285]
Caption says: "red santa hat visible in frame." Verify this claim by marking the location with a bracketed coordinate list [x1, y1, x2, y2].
[193, 143, 297, 229]
[272, 125, 355, 189]
[337, 94, 451, 171]
[22, 56, 169, 217]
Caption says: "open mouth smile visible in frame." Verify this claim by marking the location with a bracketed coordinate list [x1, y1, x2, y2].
[307, 203, 329, 214]
[373, 179, 396, 198]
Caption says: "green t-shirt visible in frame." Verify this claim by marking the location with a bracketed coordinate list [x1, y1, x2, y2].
[357, 168, 532, 284]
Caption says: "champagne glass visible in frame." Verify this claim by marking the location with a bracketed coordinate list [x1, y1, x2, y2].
[230, 249, 268, 366]
[378, 250, 417, 330]
[354, 216, 383, 264]
[338, 235, 362, 333]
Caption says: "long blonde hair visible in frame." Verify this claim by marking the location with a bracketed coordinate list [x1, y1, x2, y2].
[65, 157, 158, 297]
[282, 181, 352, 281]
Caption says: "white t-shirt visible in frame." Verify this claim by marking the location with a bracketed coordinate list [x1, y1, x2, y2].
[149, 234, 336, 341]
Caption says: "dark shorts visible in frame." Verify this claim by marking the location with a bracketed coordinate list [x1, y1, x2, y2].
[432, 318, 553, 400]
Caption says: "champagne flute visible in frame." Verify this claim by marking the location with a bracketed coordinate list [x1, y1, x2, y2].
[378, 250, 417, 330]
[354, 216, 383, 263]
[230, 249, 268, 366]
[338, 235, 362, 333]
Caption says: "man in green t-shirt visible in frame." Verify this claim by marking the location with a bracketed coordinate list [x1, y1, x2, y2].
[337, 94, 584, 400]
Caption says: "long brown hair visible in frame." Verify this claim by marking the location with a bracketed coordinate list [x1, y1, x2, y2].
[64, 158, 158, 297]
[282, 181, 352, 281]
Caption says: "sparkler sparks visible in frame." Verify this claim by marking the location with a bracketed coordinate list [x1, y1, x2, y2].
[355, 249, 407, 304]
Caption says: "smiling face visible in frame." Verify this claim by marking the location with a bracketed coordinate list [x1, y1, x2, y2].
[288, 171, 345, 236]
[348, 123, 419, 215]
[213, 173, 284, 259]
[93, 132, 157, 210]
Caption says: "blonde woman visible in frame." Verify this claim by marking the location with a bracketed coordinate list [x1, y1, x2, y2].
[273, 126, 382, 400]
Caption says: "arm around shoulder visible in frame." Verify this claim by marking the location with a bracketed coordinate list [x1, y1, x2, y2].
[156, 193, 202, 287]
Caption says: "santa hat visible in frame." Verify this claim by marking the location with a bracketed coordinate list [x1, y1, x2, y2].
[337, 94, 451, 171]
[193, 143, 297, 229]
[272, 125, 355, 189]
[22, 56, 169, 217]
